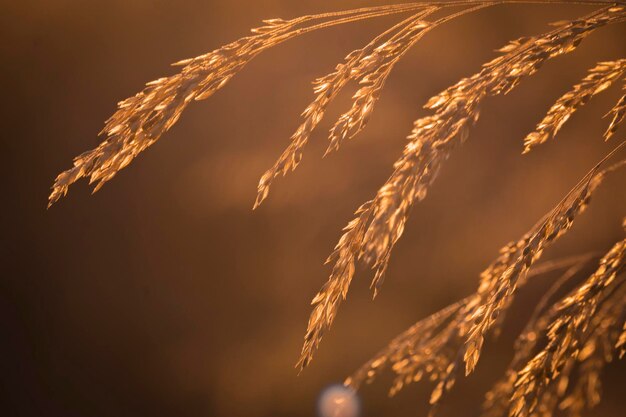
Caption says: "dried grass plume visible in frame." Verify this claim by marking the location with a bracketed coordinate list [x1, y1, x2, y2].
[50, 1, 626, 415]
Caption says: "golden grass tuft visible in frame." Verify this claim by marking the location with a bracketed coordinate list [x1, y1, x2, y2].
[50, 1, 626, 415]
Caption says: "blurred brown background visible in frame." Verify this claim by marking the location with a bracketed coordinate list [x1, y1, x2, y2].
[2, 1, 626, 416]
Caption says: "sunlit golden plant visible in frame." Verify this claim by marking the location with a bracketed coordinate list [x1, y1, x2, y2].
[50, 1, 626, 416]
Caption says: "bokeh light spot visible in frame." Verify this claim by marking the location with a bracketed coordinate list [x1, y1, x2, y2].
[318, 384, 360, 417]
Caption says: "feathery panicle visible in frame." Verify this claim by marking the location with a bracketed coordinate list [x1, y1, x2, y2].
[463, 142, 626, 376]
[296, 201, 374, 371]
[359, 5, 625, 295]
[509, 239, 626, 417]
[325, 5, 489, 155]
[346, 142, 626, 412]
[346, 256, 597, 412]
[604, 85, 626, 140]
[558, 295, 624, 417]
[524, 59, 626, 153]
[50, 2, 626, 414]
[256, 1, 576, 207]
[482, 256, 595, 417]
[488, 252, 625, 417]
[324, 16, 434, 155]
[255, 6, 440, 208]
[48, 3, 432, 207]
[346, 295, 476, 411]
[299, 5, 626, 372]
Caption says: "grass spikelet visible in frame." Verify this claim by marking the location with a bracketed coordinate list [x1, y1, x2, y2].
[558, 299, 623, 417]
[524, 59, 626, 153]
[297, 201, 373, 370]
[604, 85, 626, 140]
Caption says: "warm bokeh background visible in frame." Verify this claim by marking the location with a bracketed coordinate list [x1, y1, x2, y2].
[3, 1, 626, 416]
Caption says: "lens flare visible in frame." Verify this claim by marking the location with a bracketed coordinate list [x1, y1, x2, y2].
[317, 384, 360, 417]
